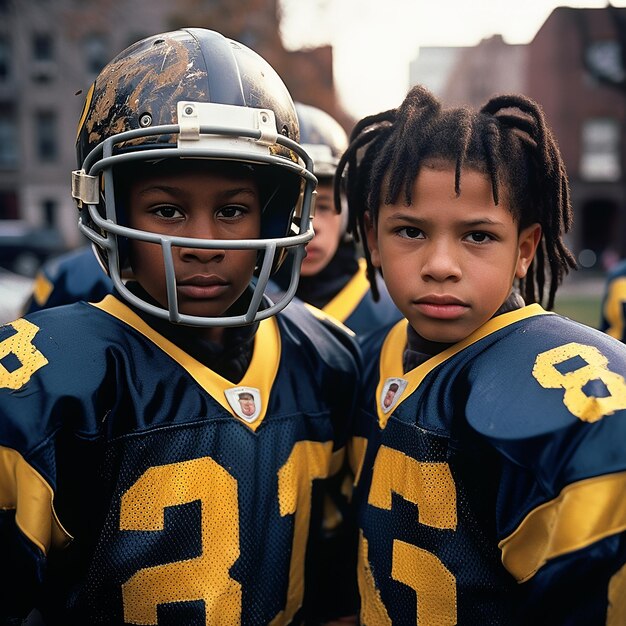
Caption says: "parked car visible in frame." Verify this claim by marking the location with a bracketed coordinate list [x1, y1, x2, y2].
[0, 220, 66, 277]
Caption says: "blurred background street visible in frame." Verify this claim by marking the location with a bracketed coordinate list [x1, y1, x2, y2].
[554, 270, 605, 327]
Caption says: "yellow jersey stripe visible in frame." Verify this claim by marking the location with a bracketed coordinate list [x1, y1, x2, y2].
[0, 446, 72, 554]
[499, 471, 626, 582]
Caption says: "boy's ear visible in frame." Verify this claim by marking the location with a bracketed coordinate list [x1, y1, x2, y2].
[364, 211, 381, 268]
[515, 222, 542, 279]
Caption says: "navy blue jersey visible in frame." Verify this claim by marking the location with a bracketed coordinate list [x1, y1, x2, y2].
[600, 259, 626, 342]
[322, 260, 402, 336]
[24, 246, 113, 314]
[0, 295, 359, 625]
[352, 304, 626, 625]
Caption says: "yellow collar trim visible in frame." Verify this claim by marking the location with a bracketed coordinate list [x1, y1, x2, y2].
[376, 304, 550, 427]
[323, 258, 370, 323]
[91, 295, 281, 431]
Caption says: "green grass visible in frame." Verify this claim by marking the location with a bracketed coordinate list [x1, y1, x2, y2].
[553, 294, 602, 329]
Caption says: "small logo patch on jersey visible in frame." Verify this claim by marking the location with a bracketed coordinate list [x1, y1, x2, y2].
[225, 386, 262, 423]
[380, 377, 407, 414]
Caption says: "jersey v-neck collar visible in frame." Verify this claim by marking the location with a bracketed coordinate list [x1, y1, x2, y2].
[376, 304, 550, 428]
[91, 295, 280, 431]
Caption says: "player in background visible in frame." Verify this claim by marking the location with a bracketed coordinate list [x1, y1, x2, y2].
[340, 84, 626, 624]
[23, 244, 113, 314]
[272, 102, 401, 336]
[0, 28, 359, 625]
[600, 257, 626, 341]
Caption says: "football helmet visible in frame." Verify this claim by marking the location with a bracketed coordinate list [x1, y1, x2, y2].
[72, 28, 316, 327]
[295, 102, 348, 179]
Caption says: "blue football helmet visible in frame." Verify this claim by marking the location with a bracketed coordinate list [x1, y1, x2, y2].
[295, 102, 348, 180]
[72, 28, 316, 327]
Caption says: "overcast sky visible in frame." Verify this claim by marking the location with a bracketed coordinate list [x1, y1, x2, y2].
[280, 0, 626, 118]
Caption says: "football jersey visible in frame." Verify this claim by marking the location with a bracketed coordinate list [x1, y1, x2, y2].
[318, 260, 402, 337]
[0, 294, 359, 625]
[600, 259, 626, 342]
[24, 245, 113, 314]
[352, 304, 626, 625]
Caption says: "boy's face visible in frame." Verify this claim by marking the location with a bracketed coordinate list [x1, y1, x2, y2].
[127, 163, 261, 322]
[238, 394, 256, 416]
[300, 180, 343, 277]
[367, 163, 540, 344]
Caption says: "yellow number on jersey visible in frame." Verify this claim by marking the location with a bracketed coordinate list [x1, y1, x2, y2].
[0, 319, 48, 390]
[360, 446, 457, 625]
[121, 457, 241, 625]
[533, 342, 626, 422]
[120, 441, 333, 625]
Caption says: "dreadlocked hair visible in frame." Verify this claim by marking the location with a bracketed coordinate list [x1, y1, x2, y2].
[334, 84, 577, 309]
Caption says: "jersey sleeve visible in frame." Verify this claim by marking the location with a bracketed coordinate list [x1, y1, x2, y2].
[466, 314, 626, 622]
[0, 309, 106, 619]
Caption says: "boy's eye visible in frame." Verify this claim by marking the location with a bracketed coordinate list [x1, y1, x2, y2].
[465, 231, 493, 244]
[315, 202, 334, 215]
[152, 205, 182, 219]
[398, 227, 424, 239]
[218, 204, 246, 219]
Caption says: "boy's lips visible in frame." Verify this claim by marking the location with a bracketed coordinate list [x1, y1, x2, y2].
[413, 295, 469, 320]
[303, 246, 322, 261]
[177, 275, 229, 299]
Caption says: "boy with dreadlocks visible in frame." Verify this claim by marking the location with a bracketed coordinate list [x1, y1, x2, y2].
[340, 84, 626, 624]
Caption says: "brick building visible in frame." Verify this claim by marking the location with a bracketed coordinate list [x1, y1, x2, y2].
[527, 6, 626, 269]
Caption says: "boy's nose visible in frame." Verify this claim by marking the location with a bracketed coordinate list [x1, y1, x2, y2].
[177, 218, 226, 263]
[420, 240, 462, 281]
[179, 243, 226, 263]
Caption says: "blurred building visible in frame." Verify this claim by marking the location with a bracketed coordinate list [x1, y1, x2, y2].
[410, 6, 626, 271]
[0, 0, 344, 250]
[410, 36, 527, 109]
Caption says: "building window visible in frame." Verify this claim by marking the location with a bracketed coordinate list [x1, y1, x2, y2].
[585, 40, 625, 85]
[580, 118, 621, 182]
[84, 33, 108, 75]
[32, 32, 54, 62]
[42, 198, 56, 227]
[31, 32, 55, 83]
[0, 36, 10, 81]
[0, 191, 18, 220]
[0, 109, 17, 168]
[36, 111, 57, 162]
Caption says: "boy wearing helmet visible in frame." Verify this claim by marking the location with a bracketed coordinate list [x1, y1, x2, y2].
[0, 29, 359, 625]
[272, 103, 401, 336]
